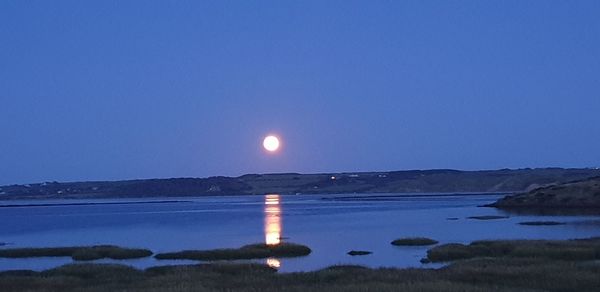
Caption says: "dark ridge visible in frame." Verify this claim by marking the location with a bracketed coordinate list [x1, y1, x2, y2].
[2, 168, 600, 200]
[490, 176, 600, 209]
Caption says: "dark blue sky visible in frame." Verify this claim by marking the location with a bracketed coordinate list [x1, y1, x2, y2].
[1, 1, 599, 184]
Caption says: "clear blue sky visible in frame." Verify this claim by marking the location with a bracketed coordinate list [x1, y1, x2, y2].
[1, 1, 599, 184]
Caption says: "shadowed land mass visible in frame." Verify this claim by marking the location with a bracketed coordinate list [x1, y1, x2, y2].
[490, 176, 600, 208]
[2, 168, 600, 200]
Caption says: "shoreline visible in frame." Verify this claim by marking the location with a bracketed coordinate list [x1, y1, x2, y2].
[0, 192, 507, 207]
[2, 168, 598, 201]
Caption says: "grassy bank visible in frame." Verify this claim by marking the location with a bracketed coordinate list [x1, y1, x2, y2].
[426, 237, 600, 262]
[0, 245, 152, 261]
[2, 256, 600, 291]
[155, 243, 311, 261]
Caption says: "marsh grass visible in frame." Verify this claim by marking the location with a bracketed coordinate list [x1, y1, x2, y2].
[347, 250, 372, 256]
[2, 258, 600, 291]
[2, 239, 600, 291]
[0, 245, 152, 261]
[426, 237, 600, 262]
[391, 237, 439, 246]
[155, 243, 311, 261]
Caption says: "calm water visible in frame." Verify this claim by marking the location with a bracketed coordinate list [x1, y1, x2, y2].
[1, 193, 600, 272]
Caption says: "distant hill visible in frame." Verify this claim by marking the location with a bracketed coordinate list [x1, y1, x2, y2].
[490, 176, 600, 208]
[1, 168, 600, 200]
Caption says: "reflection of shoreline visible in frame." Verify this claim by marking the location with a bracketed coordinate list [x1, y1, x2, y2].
[264, 194, 282, 269]
[0, 200, 191, 208]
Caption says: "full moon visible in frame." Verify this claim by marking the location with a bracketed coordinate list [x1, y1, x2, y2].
[263, 135, 280, 152]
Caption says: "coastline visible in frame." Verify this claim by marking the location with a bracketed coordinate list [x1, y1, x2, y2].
[2, 167, 599, 201]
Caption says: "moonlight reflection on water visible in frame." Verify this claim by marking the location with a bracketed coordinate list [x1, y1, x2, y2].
[264, 194, 283, 268]
[264, 194, 282, 246]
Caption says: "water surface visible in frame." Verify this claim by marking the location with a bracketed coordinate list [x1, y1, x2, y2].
[1, 193, 599, 272]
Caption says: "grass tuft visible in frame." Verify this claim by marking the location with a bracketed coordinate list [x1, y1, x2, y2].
[347, 250, 372, 256]
[391, 237, 439, 246]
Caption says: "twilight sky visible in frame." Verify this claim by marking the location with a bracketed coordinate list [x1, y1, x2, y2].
[1, 1, 599, 185]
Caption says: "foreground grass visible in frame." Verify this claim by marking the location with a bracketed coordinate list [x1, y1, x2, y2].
[426, 237, 600, 262]
[391, 237, 439, 246]
[2, 238, 600, 291]
[155, 243, 311, 261]
[2, 257, 600, 291]
[0, 245, 152, 261]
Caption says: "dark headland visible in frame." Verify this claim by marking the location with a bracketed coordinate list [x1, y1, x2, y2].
[2, 168, 600, 200]
[489, 175, 600, 208]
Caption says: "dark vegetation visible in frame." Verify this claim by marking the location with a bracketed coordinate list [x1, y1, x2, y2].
[3, 238, 600, 291]
[154, 243, 311, 261]
[2, 168, 600, 199]
[518, 221, 565, 226]
[0, 245, 152, 261]
[425, 237, 600, 262]
[490, 176, 600, 208]
[467, 215, 509, 220]
[347, 250, 372, 256]
[391, 237, 439, 246]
